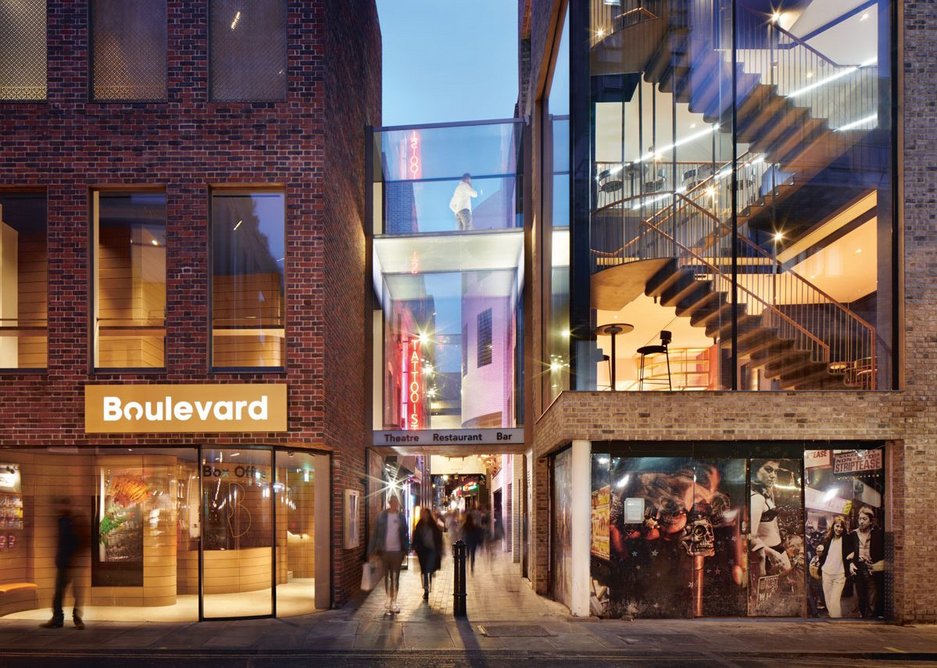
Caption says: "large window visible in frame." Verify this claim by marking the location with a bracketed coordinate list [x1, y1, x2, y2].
[0, 193, 47, 369]
[583, 0, 896, 391]
[93, 191, 167, 369]
[211, 190, 285, 369]
[91, 0, 167, 101]
[0, 1, 46, 100]
[210, 0, 287, 101]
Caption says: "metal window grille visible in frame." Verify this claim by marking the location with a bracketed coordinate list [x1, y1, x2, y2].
[0, 1, 46, 100]
[92, 0, 167, 101]
[210, 0, 287, 101]
[477, 308, 493, 368]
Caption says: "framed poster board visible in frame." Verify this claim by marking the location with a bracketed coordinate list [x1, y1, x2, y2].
[343, 489, 360, 550]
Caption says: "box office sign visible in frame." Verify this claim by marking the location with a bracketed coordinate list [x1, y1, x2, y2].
[85, 384, 287, 433]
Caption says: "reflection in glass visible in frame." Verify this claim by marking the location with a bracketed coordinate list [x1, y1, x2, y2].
[201, 448, 273, 618]
[275, 451, 318, 616]
[586, 0, 894, 391]
[543, 8, 570, 407]
[211, 191, 285, 368]
[94, 192, 166, 369]
[0, 194, 47, 368]
[380, 269, 519, 430]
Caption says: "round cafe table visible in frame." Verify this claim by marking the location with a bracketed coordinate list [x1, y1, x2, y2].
[594, 322, 634, 390]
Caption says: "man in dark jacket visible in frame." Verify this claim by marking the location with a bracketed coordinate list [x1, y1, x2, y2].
[41, 498, 86, 629]
[852, 506, 885, 618]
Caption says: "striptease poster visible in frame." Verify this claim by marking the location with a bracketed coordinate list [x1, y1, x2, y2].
[804, 448, 885, 619]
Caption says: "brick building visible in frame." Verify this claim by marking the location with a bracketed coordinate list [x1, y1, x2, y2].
[0, 0, 379, 621]
[518, 0, 937, 623]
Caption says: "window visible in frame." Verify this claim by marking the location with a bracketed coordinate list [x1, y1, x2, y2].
[211, 190, 285, 368]
[0, 193, 47, 368]
[0, 1, 46, 100]
[91, 0, 167, 101]
[477, 308, 492, 368]
[93, 191, 167, 369]
[210, 0, 287, 101]
[462, 323, 468, 376]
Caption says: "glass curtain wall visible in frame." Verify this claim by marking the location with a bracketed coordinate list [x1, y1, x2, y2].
[583, 0, 894, 391]
[371, 121, 524, 430]
[0, 193, 47, 369]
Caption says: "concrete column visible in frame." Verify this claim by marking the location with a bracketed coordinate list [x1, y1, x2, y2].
[570, 439, 591, 617]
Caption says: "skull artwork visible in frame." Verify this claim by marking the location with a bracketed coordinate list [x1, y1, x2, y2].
[681, 516, 716, 557]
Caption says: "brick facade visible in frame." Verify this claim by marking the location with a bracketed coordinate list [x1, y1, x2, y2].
[521, 0, 937, 623]
[0, 0, 380, 608]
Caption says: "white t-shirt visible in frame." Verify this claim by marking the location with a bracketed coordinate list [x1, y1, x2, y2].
[384, 512, 402, 552]
[449, 181, 478, 213]
[825, 536, 845, 575]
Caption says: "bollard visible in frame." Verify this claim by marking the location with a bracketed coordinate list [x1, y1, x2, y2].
[453, 539, 467, 617]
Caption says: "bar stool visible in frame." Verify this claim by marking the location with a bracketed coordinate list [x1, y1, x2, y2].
[637, 330, 672, 391]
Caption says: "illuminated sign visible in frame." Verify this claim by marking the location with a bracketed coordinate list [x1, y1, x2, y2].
[374, 428, 524, 446]
[85, 384, 287, 433]
[407, 131, 421, 180]
[401, 338, 423, 430]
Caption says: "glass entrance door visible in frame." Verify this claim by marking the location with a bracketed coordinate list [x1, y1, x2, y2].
[200, 448, 274, 618]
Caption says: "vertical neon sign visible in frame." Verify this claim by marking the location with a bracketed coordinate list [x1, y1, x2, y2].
[407, 131, 422, 180]
[401, 337, 423, 430]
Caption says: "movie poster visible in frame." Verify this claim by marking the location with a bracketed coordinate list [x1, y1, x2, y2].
[552, 449, 573, 608]
[804, 448, 885, 619]
[595, 457, 747, 619]
[748, 458, 804, 616]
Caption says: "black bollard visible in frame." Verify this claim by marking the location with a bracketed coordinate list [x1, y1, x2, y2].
[453, 539, 467, 617]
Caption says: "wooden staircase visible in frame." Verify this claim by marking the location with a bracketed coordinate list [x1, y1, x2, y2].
[645, 259, 849, 389]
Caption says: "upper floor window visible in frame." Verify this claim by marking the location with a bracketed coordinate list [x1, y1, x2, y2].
[93, 191, 167, 370]
[210, 0, 287, 101]
[0, 193, 47, 369]
[477, 308, 492, 368]
[91, 0, 167, 101]
[0, 1, 46, 100]
[211, 190, 285, 369]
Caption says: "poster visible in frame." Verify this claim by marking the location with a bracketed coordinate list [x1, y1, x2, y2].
[594, 457, 747, 619]
[748, 458, 804, 616]
[551, 449, 573, 608]
[805, 448, 885, 619]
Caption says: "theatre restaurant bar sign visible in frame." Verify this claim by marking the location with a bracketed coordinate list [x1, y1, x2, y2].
[85, 384, 288, 433]
[374, 428, 524, 447]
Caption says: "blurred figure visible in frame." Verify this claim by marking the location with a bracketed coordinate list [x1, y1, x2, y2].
[413, 507, 443, 600]
[41, 497, 86, 629]
[445, 510, 462, 544]
[462, 511, 484, 574]
[368, 495, 410, 614]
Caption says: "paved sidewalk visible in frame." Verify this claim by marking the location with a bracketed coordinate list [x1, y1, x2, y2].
[0, 551, 935, 666]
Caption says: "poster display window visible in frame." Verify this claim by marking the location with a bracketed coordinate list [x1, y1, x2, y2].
[586, 445, 885, 619]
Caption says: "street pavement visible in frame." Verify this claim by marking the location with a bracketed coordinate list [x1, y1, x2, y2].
[0, 548, 935, 666]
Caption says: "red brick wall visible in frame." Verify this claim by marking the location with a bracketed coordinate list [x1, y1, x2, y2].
[0, 0, 380, 608]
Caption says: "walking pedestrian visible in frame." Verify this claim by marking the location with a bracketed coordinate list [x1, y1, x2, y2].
[413, 507, 443, 600]
[368, 495, 410, 614]
[40, 497, 86, 629]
